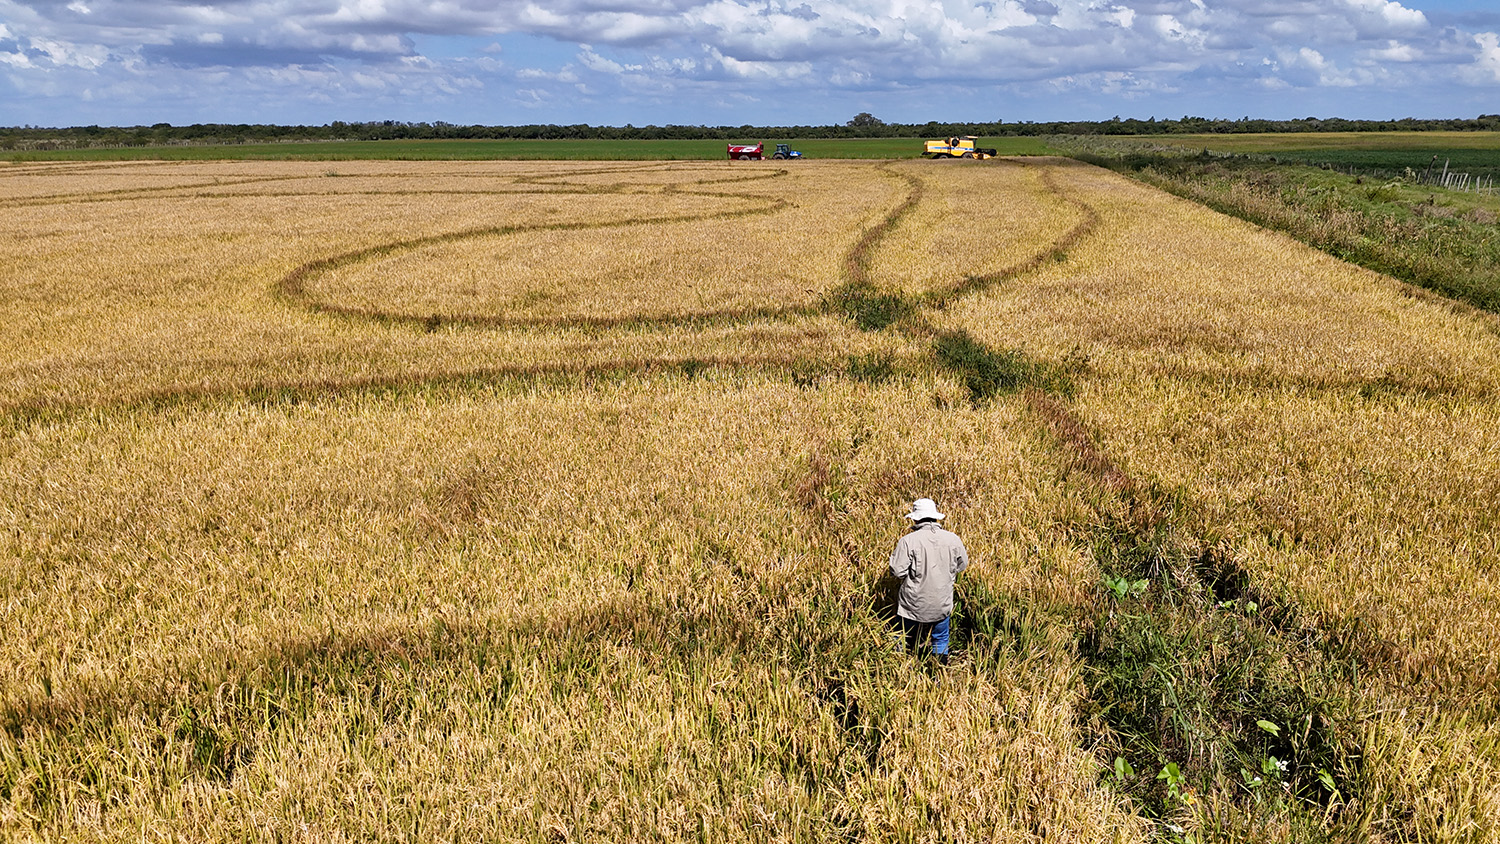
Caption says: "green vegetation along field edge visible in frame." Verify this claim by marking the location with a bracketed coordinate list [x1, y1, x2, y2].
[1140, 131, 1500, 179]
[0, 136, 1059, 162]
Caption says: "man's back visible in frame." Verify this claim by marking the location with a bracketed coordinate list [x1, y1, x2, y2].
[889, 521, 969, 623]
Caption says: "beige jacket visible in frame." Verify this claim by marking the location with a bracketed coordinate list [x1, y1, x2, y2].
[889, 521, 970, 623]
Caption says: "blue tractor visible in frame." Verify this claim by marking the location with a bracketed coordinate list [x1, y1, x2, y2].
[772, 143, 803, 160]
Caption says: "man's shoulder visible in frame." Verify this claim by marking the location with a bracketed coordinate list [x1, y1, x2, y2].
[935, 526, 967, 549]
[915, 524, 964, 543]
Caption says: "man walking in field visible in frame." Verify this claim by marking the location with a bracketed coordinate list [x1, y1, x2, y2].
[889, 498, 969, 664]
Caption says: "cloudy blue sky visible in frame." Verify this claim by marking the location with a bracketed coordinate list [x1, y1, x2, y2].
[1, 0, 1497, 128]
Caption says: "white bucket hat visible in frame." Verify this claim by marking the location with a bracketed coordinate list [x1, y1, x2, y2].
[905, 498, 944, 521]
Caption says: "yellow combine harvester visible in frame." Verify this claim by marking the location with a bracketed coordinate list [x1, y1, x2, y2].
[922, 136, 998, 159]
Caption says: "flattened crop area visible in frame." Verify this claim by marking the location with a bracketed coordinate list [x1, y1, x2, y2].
[3, 158, 1499, 841]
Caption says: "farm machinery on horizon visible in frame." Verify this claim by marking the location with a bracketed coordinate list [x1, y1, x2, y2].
[727, 142, 803, 160]
[923, 136, 998, 159]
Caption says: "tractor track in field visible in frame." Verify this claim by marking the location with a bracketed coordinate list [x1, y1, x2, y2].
[273, 164, 813, 331]
[2, 158, 1103, 418]
[277, 158, 1098, 336]
[0, 355, 815, 426]
[839, 158, 1100, 311]
[922, 161, 1100, 308]
[0, 175, 316, 208]
[275, 195, 799, 331]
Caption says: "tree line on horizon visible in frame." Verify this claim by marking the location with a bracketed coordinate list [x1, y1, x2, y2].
[4, 113, 1499, 150]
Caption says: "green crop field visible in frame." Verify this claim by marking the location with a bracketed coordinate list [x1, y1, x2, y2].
[0, 136, 1058, 163]
[1145, 131, 1500, 177]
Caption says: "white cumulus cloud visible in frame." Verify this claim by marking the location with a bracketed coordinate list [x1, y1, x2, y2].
[1345, 0, 1426, 33]
[0, 0, 1494, 125]
[1470, 31, 1500, 83]
[1367, 39, 1417, 62]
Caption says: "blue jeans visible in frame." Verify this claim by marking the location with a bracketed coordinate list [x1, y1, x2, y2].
[900, 615, 951, 655]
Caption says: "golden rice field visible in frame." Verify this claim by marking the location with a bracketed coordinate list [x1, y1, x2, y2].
[2, 156, 1498, 841]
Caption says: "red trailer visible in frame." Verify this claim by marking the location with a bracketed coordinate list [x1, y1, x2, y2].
[727, 142, 764, 160]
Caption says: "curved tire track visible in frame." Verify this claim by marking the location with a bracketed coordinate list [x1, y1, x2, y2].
[6, 159, 1107, 417]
